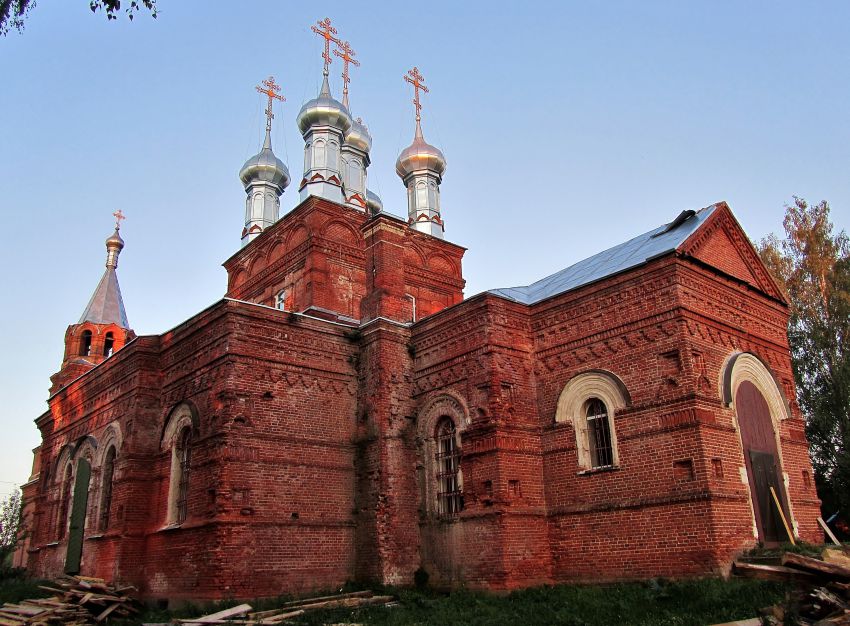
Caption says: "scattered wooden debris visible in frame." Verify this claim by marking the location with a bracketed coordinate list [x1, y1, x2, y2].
[733, 547, 850, 625]
[1, 575, 139, 624]
[180, 590, 395, 625]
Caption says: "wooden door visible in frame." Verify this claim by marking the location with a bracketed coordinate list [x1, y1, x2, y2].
[736, 380, 790, 544]
[64, 458, 90, 574]
[748, 450, 782, 543]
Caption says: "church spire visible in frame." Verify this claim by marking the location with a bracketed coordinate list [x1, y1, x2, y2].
[79, 211, 129, 328]
[396, 67, 447, 238]
[239, 76, 291, 247]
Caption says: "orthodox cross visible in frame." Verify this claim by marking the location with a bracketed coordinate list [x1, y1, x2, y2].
[112, 209, 125, 230]
[311, 17, 340, 76]
[333, 40, 359, 105]
[255, 75, 285, 133]
[404, 66, 429, 123]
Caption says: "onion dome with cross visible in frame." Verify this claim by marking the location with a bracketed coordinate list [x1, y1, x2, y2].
[239, 75, 291, 247]
[297, 18, 354, 204]
[396, 67, 447, 238]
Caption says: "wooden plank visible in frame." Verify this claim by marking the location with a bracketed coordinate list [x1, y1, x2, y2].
[259, 609, 306, 624]
[278, 590, 373, 608]
[769, 486, 795, 545]
[783, 551, 850, 579]
[95, 602, 122, 622]
[819, 517, 843, 546]
[733, 561, 818, 582]
[179, 603, 253, 624]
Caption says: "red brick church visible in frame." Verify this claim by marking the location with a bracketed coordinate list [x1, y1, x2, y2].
[20, 21, 821, 601]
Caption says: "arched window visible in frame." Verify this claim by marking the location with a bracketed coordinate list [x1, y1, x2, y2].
[348, 159, 362, 192]
[80, 330, 92, 356]
[103, 332, 114, 357]
[57, 463, 73, 539]
[428, 181, 438, 210]
[274, 289, 286, 311]
[585, 398, 613, 468]
[416, 181, 428, 210]
[304, 142, 312, 172]
[98, 446, 116, 530]
[327, 140, 339, 173]
[555, 371, 628, 471]
[314, 140, 326, 168]
[175, 427, 192, 524]
[163, 403, 197, 526]
[435, 417, 463, 517]
[252, 192, 264, 221]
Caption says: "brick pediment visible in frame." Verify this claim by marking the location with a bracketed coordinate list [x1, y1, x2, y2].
[678, 203, 785, 302]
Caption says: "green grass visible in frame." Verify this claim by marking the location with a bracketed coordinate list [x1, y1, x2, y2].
[123, 578, 785, 626]
[0, 570, 52, 605]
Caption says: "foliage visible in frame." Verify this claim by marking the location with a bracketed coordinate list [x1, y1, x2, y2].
[125, 579, 786, 626]
[0, 0, 156, 36]
[758, 197, 850, 523]
[0, 490, 22, 568]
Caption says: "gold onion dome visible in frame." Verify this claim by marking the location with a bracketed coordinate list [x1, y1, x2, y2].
[239, 133, 291, 190]
[395, 121, 446, 180]
[345, 117, 372, 153]
[105, 228, 124, 251]
[297, 75, 352, 136]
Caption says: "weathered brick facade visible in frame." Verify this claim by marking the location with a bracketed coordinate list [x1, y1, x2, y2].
[20, 196, 821, 601]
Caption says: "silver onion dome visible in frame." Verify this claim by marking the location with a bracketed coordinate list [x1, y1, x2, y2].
[395, 122, 446, 180]
[297, 75, 352, 137]
[345, 117, 372, 153]
[239, 135, 291, 190]
[365, 189, 383, 214]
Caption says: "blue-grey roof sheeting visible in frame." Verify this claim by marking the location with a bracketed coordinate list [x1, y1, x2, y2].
[78, 267, 130, 328]
[488, 205, 716, 306]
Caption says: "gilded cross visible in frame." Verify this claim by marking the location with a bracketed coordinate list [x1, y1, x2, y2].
[112, 209, 125, 230]
[311, 17, 340, 76]
[404, 66, 429, 123]
[333, 40, 359, 104]
[255, 75, 285, 133]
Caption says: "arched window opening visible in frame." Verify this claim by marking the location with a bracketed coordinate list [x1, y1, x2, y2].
[327, 141, 339, 173]
[274, 289, 286, 311]
[428, 181, 437, 209]
[416, 181, 428, 210]
[57, 463, 73, 539]
[586, 398, 613, 468]
[314, 140, 326, 168]
[435, 417, 463, 517]
[99, 446, 116, 531]
[304, 142, 312, 172]
[80, 330, 92, 356]
[103, 332, 114, 357]
[176, 427, 192, 524]
[349, 160, 362, 192]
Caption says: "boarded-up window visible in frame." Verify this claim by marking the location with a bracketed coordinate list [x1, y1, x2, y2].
[176, 428, 192, 524]
[99, 446, 116, 531]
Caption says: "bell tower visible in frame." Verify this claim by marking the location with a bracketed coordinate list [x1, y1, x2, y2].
[50, 212, 135, 394]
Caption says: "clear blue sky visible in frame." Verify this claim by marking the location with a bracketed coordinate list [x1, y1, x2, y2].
[1, 1, 848, 494]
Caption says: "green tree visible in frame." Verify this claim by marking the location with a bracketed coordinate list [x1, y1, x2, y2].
[759, 198, 850, 526]
[0, 489, 22, 567]
[1, 0, 156, 36]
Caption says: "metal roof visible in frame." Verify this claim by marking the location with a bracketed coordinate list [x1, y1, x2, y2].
[78, 267, 129, 328]
[488, 205, 717, 305]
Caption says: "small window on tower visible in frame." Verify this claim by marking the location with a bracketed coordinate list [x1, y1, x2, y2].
[103, 332, 114, 357]
[274, 289, 286, 311]
[80, 330, 92, 356]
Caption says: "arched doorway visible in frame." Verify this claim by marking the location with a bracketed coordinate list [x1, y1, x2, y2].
[64, 458, 91, 574]
[736, 380, 790, 544]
